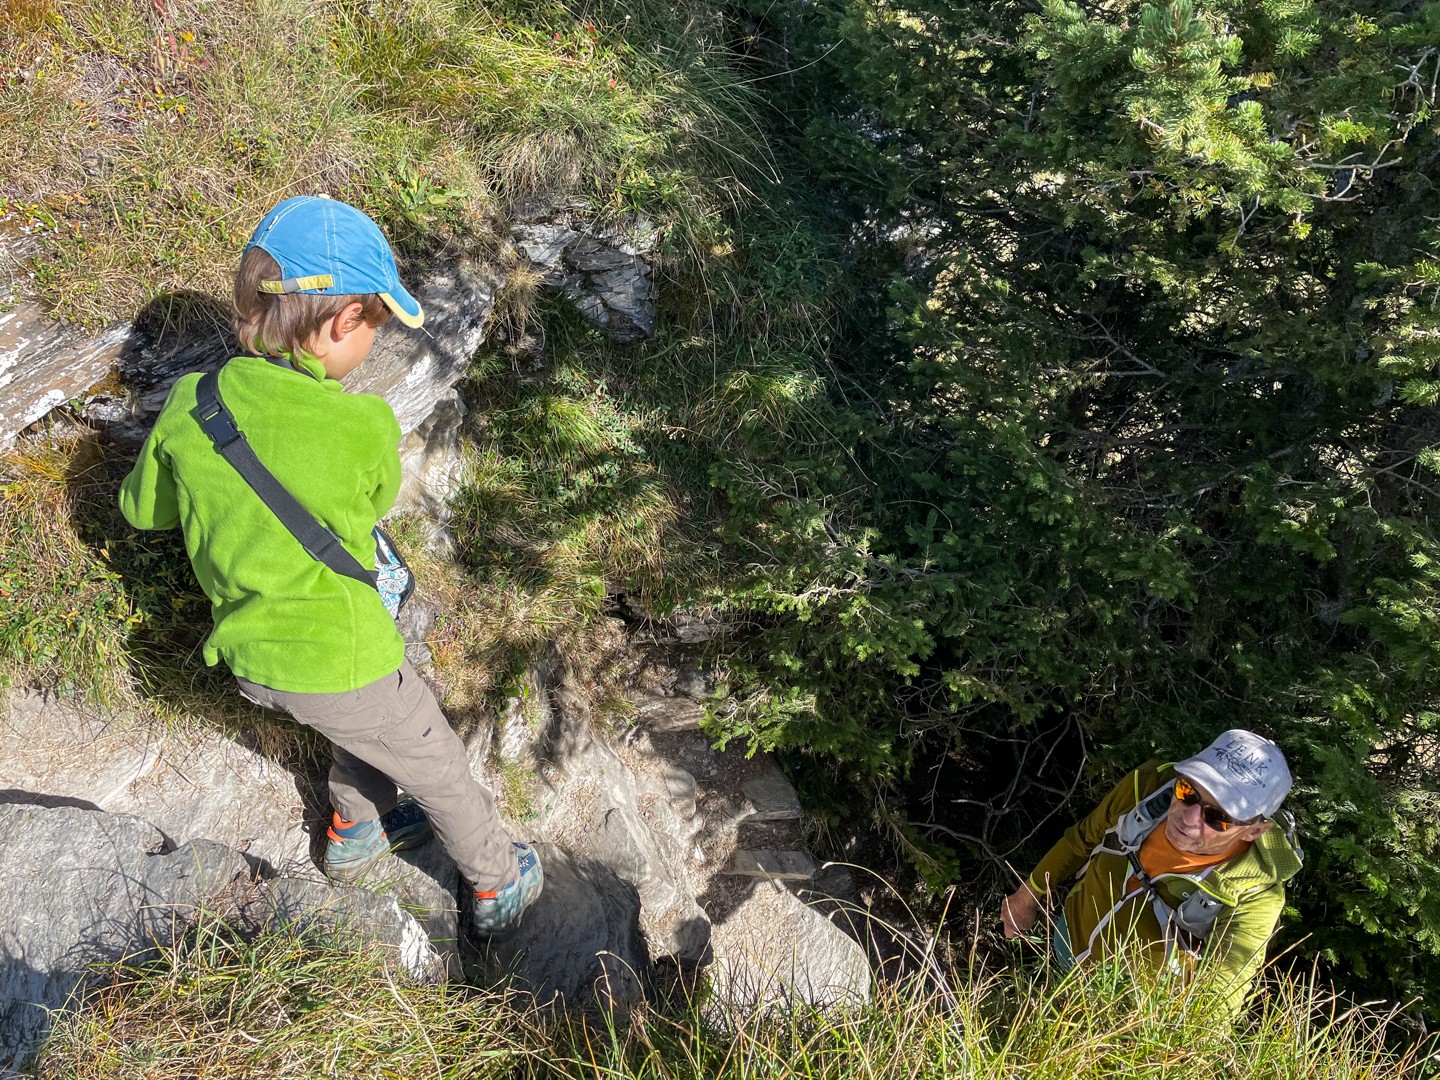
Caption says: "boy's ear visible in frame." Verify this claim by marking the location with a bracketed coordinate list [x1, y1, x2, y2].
[330, 301, 367, 339]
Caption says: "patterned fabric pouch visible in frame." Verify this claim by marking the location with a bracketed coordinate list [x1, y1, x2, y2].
[372, 526, 414, 620]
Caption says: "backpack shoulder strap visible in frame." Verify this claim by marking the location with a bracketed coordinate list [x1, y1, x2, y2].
[193, 366, 376, 589]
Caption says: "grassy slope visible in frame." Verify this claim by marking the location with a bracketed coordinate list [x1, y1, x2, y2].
[25, 918, 1430, 1079]
[0, 0, 1432, 1072]
[1, 0, 757, 324]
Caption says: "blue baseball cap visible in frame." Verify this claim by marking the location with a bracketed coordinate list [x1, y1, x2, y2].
[245, 196, 424, 328]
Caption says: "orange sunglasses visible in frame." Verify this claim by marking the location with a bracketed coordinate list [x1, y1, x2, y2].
[1173, 777, 1238, 832]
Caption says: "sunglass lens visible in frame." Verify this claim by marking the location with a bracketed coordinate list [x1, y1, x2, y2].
[1175, 778, 1233, 830]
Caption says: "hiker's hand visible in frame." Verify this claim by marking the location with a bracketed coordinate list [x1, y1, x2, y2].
[1001, 884, 1041, 939]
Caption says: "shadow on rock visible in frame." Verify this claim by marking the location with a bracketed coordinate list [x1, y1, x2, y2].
[462, 844, 649, 1011]
[0, 788, 102, 811]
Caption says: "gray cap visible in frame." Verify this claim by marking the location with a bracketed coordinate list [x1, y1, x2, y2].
[1175, 729, 1291, 821]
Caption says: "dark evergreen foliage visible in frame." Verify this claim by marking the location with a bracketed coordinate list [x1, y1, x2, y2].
[714, 0, 1440, 1013]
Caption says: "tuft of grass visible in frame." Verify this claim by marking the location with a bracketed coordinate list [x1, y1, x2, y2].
[1, 0, 53, 33]
[27, 917, 538, 1079]
[27, 911, 1435, 1079]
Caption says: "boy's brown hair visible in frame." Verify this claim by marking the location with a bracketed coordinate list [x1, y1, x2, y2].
[234, 247, 390, 359]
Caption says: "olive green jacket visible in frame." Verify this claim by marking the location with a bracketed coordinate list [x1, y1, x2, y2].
[1028, 760, 1302, 1016]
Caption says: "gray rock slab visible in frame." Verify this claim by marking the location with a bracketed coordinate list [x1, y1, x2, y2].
[394, 392, 466, 532]
[0, 802, 443, 1073]
[725, 850, 818, 881]
[512, 220, 655, 343]
[741, 762, 802, 823]
[708, 879, 871, 1012]
[0, 690, 314, 875]
[513, 224, 578, 267]
[631, 692, 705, 733]
[396, 595, 438, 669]
[478, 843, 647, 1009]
[663, 766, 698, 820]
[0, 302, 128, 448]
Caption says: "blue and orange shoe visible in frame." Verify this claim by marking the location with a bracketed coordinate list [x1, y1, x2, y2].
[380, 800, 435, 851]
[323, 800, 434, 884]
[470, 842, 545, 937]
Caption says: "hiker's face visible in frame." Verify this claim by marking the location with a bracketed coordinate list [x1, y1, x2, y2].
[1164, 778, 1270, 855]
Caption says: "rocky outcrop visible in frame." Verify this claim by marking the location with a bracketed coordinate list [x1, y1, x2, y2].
[491, 644, 871, 1010]
[0, 216, 659, 458]
[512, 220, 656, 343]
[0, 636, 870, 1061]
[0, 689, 315, 875]
[0, 803, 441, 1074]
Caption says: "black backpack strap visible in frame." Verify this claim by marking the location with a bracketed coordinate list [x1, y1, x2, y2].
[193, 366, 377, 590]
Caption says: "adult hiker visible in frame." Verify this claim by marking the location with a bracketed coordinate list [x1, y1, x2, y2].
[999, 729, 1302, 1015]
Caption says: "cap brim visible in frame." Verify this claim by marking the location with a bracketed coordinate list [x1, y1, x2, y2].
[1174, 760, 1250, 819]
[379, 288, 424, 329]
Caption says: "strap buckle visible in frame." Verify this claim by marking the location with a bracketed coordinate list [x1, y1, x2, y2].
[193, 399, 244, 450]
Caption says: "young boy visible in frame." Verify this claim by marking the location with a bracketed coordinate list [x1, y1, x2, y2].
[119, 195, 543, 936]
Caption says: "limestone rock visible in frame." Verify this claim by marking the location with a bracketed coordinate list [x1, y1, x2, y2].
[708, 878, 871, 1012]
[663, 766, 698, 820]
[725, 850, 818, 881]
[740, 762, 802, 823]
[631, 692, 705, 733]
[0, 803, 442, 1072]
[0, 303, 128, 449]
[0, 805, 238, 1071]
[511, 220, 656, 343]
[479, 843, 647, 1008]
[325, 838, 463, 979]
[397, 595, 439, 669]
[244, 874, 447, 984]
[0, 689, 313, 876]
[478, 654, 712, 967]
[393, 391, 467, 535]
[530, 711, 710, 963]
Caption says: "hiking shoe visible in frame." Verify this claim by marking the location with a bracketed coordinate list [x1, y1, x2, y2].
[470, 842, 544, 938]
[323, 813, 390, 884]
[380, 799, 434, 851]
[324, 800, 435, 884]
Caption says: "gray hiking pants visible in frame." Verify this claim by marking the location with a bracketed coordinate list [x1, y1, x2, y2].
[236, 659, 517, 890]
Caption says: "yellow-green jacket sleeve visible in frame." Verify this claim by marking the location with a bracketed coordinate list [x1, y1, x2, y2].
[1026, 762, 1167, 899]
[1204, 880, 1286, 1017]
[118, 426, 180, 531]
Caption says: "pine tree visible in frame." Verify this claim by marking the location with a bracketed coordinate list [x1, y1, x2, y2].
[727, 0, 1440, 1011]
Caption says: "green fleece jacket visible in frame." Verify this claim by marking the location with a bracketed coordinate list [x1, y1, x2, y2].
[119, 354, 405, 693]
[1028, 760, 1302, 1017]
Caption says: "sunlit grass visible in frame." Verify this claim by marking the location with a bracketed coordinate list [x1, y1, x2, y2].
[0, 0, 763, 327]
[26, 911, 1434, 1079]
